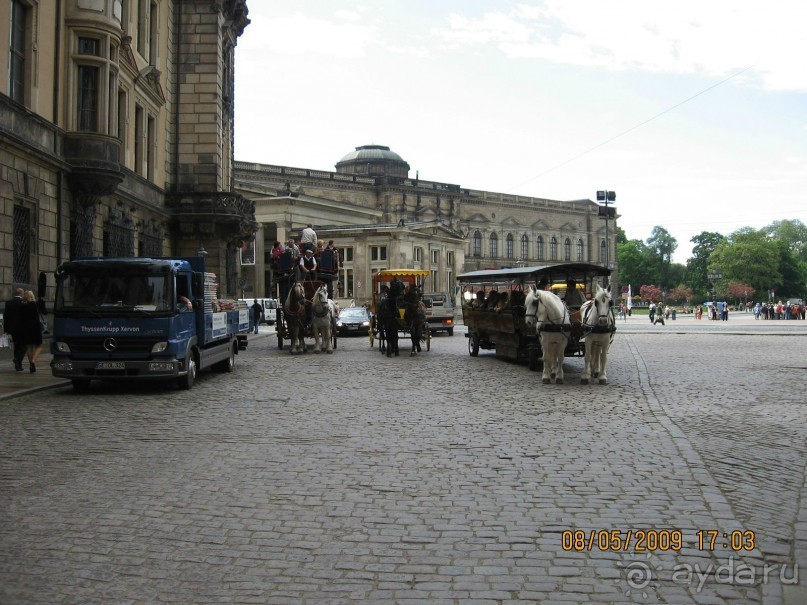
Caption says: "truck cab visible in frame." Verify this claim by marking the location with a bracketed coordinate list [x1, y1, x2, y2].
[422, 292, 456, 335]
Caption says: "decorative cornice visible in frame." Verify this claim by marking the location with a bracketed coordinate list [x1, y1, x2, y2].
[136, 66, 167, 107]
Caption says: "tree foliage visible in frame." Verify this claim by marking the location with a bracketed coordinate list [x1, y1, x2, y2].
[639, 284, 662, 303]
[617, 220, 806, 305]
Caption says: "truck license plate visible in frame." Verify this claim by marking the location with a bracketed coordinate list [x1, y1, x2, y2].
[96, 362, 125, 370]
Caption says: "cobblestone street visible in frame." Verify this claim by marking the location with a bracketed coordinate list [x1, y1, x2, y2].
[1, 319, 805, 604]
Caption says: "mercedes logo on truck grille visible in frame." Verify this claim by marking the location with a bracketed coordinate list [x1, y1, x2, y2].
[103, 338, 118, 352]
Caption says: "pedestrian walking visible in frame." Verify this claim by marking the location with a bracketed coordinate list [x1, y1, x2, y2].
[251, 299, 263, 334]
[4, 287, 26, 371]
[21, 290, 44, 372]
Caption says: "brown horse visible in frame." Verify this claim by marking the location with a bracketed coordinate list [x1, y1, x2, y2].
[284, 282, 307, 354]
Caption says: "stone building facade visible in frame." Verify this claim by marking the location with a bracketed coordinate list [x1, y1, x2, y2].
[235, 145, 618, 305]
[0, 0, 256, 305]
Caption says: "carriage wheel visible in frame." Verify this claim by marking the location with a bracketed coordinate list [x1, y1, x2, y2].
[369, 317, 375, 347]
[468, 333, 480, 357]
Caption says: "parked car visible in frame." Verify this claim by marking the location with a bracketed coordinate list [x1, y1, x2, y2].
[336, 306, 371, 336]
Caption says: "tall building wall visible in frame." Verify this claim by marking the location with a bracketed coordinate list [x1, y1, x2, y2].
[0, 0, 255, 301]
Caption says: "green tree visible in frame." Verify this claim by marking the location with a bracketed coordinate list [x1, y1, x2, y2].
[617, 239, 657, 293]
[685, 231, 724, 297]
[709, 238, 781, 295]
[764, 219, 807, 263]
[646, 226, 678, 290]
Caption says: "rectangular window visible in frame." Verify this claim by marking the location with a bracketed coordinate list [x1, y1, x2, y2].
[431, 270, 438, 290]
[134, 104, 144, 175]
[431, 249, 439, 264]
[370, 246, 387, 261]
[117, 89, 127, 145]
[447, 251, 454, 265]
[414, 247, 422, 262]
[77, 66, 99, 131]
[147, 114, 156, 180]
[338, 247, 353, 262]
[9, 0, 27, 104]
[338, 268, 354, 298]
[136, 0, 146, 54]
[13, 204, 31, 285]
[148, 1, 158, 64]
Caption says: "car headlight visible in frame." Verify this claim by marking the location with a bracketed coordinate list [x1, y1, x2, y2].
[151, 341, 169, 353]
[361, 321, 370, 327]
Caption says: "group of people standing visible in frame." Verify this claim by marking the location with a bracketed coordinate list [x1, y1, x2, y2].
[4, 288, 46, 372]
[754, 301, 804, 320]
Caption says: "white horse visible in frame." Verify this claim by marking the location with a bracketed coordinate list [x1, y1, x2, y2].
[580, 284, 616, 385]
[524, 285, 571, 384]
[311, 284, 338, 354]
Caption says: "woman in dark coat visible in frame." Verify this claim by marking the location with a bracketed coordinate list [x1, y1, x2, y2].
[21, 290, 43, 372]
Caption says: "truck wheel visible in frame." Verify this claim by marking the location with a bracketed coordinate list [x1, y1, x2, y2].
[71, 378, 91, 392]
[214, 343, 235, 372]
[447, 328, 454, 336]
[469, 333, 480, 357]
[178, 354, 197, 390]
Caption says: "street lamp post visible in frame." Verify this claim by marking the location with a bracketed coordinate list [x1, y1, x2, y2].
[596, 190, 616, 269]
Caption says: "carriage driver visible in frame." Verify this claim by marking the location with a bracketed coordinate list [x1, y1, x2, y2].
[299, 248, 318, 281]
[564, 278, 587, 308]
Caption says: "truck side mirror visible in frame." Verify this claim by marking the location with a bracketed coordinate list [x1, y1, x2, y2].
[192, 272, 204, 299]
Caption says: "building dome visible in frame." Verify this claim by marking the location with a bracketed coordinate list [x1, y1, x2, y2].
[335, 145, 410, 179]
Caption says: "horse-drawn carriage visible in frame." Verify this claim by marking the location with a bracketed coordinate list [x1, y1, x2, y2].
[457, 263, 615, 384]
[273, 249, 339, 354]
[368, 269, 431, 357]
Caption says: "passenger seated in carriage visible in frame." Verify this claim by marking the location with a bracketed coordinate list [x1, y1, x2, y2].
[484, 290, 500, 311]
[270, 241, 283, 271]
[471, 290, 486, 309]
[509, 290, 526, 309]
[494, 291, 509, 312]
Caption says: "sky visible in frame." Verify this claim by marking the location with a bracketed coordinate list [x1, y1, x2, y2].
[233, 1, 807, 265]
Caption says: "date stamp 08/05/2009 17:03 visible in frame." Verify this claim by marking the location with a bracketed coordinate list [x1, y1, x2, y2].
[560, 529, 757, 553]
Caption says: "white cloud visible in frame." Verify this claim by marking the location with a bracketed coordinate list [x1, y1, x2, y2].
[252, 12, 379, 58]
[432, 1, 807, 91]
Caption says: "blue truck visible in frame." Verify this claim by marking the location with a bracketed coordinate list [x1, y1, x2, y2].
[50, 257, 249, 390]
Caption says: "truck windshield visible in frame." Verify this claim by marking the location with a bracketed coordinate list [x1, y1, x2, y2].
[56, 271, 172, 312]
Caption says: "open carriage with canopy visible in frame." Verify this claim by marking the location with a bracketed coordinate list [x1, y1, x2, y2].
[272, 248, 340, 353]
[457, 263, 613, 379]
[368, 269, 432, 356]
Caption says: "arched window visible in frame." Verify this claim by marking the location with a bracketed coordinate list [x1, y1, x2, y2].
[577, 239, 584, 261]
[536, 236, 544, 260]
[521, 234, 529, 260]
[600, 241, 606, 263]
[489, 232, 498, 258]
[564, 238, 571, 261]
[472, 231, 482, 256]
[550, 237, 558, 261]
[505, 233, 514, 259]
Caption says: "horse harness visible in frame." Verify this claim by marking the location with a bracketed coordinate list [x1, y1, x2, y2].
[526, 296, 571, 333]
[581, 300, 617, 337]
